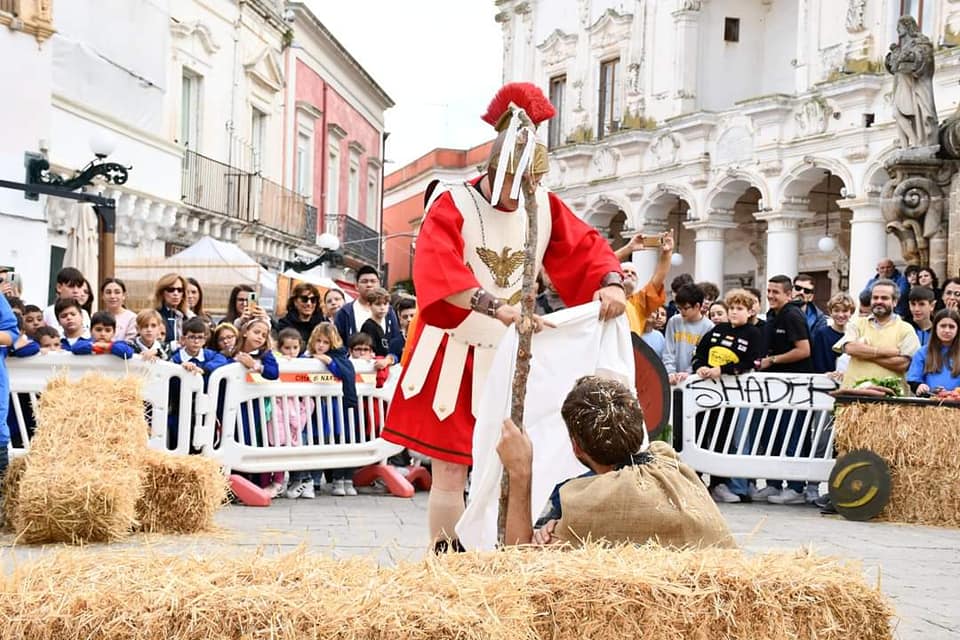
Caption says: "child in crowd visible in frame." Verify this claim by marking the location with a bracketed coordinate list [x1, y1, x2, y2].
[811, 293, 855, 375]
[0, 295, 20, 478]
[169, 317, 228, 451]
[233, 317, 278, 379]
[43, 267, 91, 337]
[55, 299, 92, 354]
[349, 332, 390, 388]
[209, 322, 239, 358]
[34, 326, 61, 352]
[663, 284, 714, 385]
[276, 328, 303, 359]
[130, 309, 170, 361]
[21, 305, 44, 338]
[359, 287, 403, 368]
[89, 311, 135, 359]
[9, 312, 39, 359]
[395, 296, 417, 341]
[907, 309, 960, 395]
[697, 281, 720, 315]
[287, 323, 358, 499]
[640, 310, 665, 358]
[707, 301, 728, 325]
[650, 306, 667, 333]
[907, 286, 936, 347]
[692, 289, 764, 504]
[857, 289, 872, 317]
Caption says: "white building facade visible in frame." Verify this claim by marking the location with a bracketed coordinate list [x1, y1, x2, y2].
[496, 0, 960, 303]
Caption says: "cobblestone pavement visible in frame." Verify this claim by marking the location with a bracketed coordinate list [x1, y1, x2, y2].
[3, 489, 958, 638]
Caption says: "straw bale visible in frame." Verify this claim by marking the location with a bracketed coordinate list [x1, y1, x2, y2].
[1, 456, 27, 531]
[834, 402, 960, 470]
[11, 456, 141, 544]
[876, 465, 960, 528]
[136, 449, 228, 534]
[0, 544, 892, 640]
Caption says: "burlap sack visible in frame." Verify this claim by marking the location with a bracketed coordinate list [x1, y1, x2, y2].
[554, 441, 736, 549]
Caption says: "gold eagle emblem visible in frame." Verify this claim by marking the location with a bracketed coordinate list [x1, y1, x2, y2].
[475, 246, 525, 288]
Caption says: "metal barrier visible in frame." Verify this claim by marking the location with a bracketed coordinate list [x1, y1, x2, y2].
[6, 354, 205, 457]
[678, 372, 839, 482]
[201, 359, 402, 474]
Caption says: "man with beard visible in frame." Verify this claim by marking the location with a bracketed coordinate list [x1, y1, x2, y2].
[835, 278, 920, 392]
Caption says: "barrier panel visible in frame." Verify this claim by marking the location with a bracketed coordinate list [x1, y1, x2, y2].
[678, 372, 839, 483]
[6, 353, 205, 457]
[202, 359, 403, 475]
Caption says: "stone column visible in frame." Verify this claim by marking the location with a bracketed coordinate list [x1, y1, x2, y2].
[671, 3, 701, 113]
[755, 198, 811, 279]
[838, 194, 886, 294]
[686, 209, 736, 283]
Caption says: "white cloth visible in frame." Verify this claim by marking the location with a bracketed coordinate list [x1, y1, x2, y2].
[456, 301, 635, 551]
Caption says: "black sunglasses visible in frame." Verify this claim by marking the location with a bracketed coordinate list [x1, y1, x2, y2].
[297, 295, 318, 304]
[794, 285, 814, 294]
[165, 286, 184, 293]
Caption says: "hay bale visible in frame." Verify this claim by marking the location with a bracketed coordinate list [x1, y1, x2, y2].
[1, 456, 27, 531]
[835, 402, 960, 527]
[0, 544, 893, 640]
[137, 449, 228, 534]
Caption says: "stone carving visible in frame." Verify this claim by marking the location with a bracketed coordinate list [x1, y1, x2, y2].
[885, 16, 938, 150]
[591, 145, 621, 179]
[578, 0, 591, 26]
[845, 0, 866, 32]
[571, 79, 584, 112]
[880, 158, 948, 267]
[714, 126, 752, 166]
[680, 0, 702, 10]
[649, 133, 680, 167]
[794, 96, 830, 137]
[628, 62, 642, 95]
[537, 29, 578, 66]
[588, 9, 633, 49]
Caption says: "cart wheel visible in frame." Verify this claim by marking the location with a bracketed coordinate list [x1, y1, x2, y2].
[828, 449, 891, 522]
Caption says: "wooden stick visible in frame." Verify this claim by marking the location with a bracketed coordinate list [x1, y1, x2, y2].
[497, 171, 539, 546]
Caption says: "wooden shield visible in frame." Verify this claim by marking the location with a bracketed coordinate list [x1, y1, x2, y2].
[631, 333, 670, 440]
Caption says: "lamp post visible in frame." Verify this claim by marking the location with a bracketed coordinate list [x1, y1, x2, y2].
[18, 134, 131, 281]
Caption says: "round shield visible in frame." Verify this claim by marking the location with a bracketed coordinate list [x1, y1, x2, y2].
[828, 449, 892, 522]
[632, 333, 671, 440]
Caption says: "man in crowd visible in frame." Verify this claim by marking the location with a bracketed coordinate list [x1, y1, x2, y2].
[941, 277, 960, 311]
[614, 230, 675, 335]
[835, 278, 920, 393]
[793, 273, 827, 335]
[862, 258, 909, 317]
[666, 273, 694, 320]
[696, 281, 720, 316]
[334, 265, 402, 350]
[756, 274, 812, 505]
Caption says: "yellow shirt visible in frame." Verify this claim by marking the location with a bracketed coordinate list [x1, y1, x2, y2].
[626, 281, 666, 335]
[834, 315, 921, 389]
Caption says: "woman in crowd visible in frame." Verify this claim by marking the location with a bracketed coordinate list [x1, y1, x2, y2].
[78, 279, 95, 316]
[153, 273, 191, 347]
[908, 308, 960, 395]
[917, 267, 942, 309]
[707, 301, 728, 325]
[275, 283, 325, 349]
[323, 288, 346, 320]
[224, 284, 269, 327]
[185, 277, 214, 328]
[100, 278, 137, 342]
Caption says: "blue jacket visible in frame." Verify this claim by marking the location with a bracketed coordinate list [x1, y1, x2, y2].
[0, 295, 20, 446]
[334, 302, 403, 360]
[62, 336, 93, 355]
[11, 339, 39, 358]
[907, 346, 960, 392]
[803, 303, 828, 336]
[309, 346, 357, 442]
[811, 324, 844, 374]
[171, 347, 229, 375]
[862, 269, 909, 317]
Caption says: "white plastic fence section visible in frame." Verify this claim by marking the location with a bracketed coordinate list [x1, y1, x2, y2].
[203, 359, 403, 474]
[6, 353, 205, 457]
[679, 372, 839, 482]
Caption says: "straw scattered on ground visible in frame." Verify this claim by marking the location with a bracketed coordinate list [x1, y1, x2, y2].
[835, 402, 960, 527]
[0, 543, 893, 640]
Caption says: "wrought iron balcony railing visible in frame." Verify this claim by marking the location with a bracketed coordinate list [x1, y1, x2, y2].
[324, 213, 380, 266]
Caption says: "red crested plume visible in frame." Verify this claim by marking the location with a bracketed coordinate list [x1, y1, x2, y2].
[481, 82, 556, 127]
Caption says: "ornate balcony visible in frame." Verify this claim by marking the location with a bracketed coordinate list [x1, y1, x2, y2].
[324, 213, 380, 266]
[0, 0, 54, 43]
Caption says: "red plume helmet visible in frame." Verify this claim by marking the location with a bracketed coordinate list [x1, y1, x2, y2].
[482, 82, 556, 129]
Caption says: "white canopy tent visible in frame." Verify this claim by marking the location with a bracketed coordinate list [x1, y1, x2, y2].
[280, 265, 354, 303]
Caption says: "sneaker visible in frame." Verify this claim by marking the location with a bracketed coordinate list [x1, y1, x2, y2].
[711, 484, 741, 503]
[301, 481, 316, 499]
[767, 488, 806, 505]
[750, 485, 781, 502]
[331, 479, 347, 497]
[343, 480, 358, 496]
[284, 479, 309, 500]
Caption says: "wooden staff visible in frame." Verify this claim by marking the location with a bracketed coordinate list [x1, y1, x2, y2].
[497, 169, 539, 546]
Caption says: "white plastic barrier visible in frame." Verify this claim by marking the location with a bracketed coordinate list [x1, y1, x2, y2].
[678, 372, 839, 482]
[201, 359, 403, 474]
[6, 353, 206, 457]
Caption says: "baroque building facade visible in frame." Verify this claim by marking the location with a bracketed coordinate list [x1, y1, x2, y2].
[496, 0, 960, 305]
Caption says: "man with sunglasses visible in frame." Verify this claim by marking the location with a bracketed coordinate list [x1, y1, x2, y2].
[792, 274, 827, 335]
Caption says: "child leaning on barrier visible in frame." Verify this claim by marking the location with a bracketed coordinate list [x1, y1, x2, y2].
[34, 325, 61, 353]
[286, 323, 357, 500]
[168, 317, 230, 451]
[89, 311, 135, 359]
[55, 298, 93, 354]
[130, 309, 170, 362]
[208, 322, 239, 358]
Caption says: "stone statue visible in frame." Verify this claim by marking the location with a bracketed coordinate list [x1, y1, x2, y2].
[886, 16, 938, 150]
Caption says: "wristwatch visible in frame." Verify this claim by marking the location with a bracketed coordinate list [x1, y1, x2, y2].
[770, 355, 778, 364]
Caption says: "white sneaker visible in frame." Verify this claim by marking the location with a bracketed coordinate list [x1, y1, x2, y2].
[750, 485, 781, 502]
[331, 479, 347, 497]
[768, 488, 806, 505]
[804, 483, 820, 504]
[343, 480, 358, 496]
[301, 482, 316, 499]
[284, 479, 309, 500]
[711, 484, 741, 503]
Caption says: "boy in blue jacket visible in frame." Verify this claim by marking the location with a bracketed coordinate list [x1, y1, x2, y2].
[89, 311, 135, 359]
[169, 317, 229, 450]
[55, 298, 93, 354]
[0, 294, 20, 478]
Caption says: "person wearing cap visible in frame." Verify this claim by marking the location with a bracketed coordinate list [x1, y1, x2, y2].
[382, 82, 626, 551]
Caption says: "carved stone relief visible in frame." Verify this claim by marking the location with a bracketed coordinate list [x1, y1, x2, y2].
[649, 133, 681, 168]
[845, 0, 866, 32]
[588, 8, 633, 50]
[537, 29, 578, 67]
[590, 146, 621, 180]
[714, 126, 753, 166]
[794, 96, 830, 137]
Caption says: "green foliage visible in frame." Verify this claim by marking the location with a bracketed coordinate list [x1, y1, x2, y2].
[565, 124, 594, 144]
[621, 108, 658, 131]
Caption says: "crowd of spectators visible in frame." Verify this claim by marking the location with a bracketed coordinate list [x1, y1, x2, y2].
[0, 262, 416, 500]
